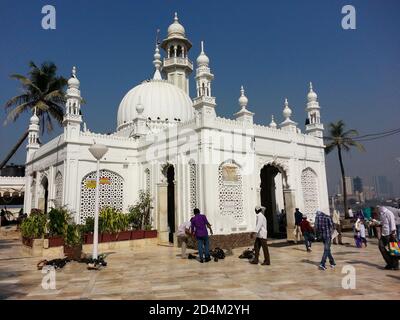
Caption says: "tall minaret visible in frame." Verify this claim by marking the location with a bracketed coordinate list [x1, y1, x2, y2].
[161, 12, 193, 94]
[26, 108, 40, 162]
[305, 82, 324, 138]
[63, 66, 83, 141]
[193, 41, 216, 121]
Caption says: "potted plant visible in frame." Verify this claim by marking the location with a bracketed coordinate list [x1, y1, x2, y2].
[46, 207, 69, 247]
[116, 213, 131, 241]
[144, 224, 157, 238]
[63, 224, 83, 260]
[99, 207, 120, 242]
[83, 217, 95, 244]
[20, 211, 47, 247]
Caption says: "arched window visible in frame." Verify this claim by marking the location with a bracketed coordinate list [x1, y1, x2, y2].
[80, 170, 124, 223]
[176, 45, 183, 57]
[218, 160, 244, 224]
[301, 168, 319, 221]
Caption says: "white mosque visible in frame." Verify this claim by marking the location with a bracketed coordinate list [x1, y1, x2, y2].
[23, 13, 329, 243]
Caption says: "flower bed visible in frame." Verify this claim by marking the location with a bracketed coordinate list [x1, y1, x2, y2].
[83, 230, 157, 244]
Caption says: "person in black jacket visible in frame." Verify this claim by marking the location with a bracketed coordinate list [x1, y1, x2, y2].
[294, 208, 303, 243]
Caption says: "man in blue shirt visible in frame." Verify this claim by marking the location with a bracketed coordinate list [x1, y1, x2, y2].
[314, 210, 336, 270]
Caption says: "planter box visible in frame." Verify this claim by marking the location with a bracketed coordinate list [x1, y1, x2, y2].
[64, 245, 82, 260]
[131, 230, 145, 240]
[144, 230, 158, 238]
[46, 236, 64, 248]
[85, 233, 94, 244]
[101, 233, 117, 243]
[22, 237, 33, 247]
[116, 230, 131, 241]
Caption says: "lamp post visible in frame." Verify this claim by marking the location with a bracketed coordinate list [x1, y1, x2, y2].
[88, 142, 108, 260]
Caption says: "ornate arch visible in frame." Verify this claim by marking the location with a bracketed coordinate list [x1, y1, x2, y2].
[301, 168, 319, 220]
[258, 157, 290, 189]
[79, 169, 124, 223]
[218, 159, 244, 224]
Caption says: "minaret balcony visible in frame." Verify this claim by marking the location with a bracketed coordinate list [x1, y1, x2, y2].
[163, 57, 193, 70]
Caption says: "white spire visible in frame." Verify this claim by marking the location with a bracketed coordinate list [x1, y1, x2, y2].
[269, 115, 277, 129]
[283, 98, 292, 120]
[307, 81, 318, 102]
[153, 44, 162, 80]
[196, 41, 210, 67]
[238, 85, 249, 109]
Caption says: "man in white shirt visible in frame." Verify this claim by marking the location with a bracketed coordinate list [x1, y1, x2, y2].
[177, 220, 192, 259]
[348, 208, 354, 219]
[378, 206, 399, 270]
[250, 206, 270, 266]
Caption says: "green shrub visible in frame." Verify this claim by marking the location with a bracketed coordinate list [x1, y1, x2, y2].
[99, 207, 128, 234]
[20, 213, 47, 238]
[83, 217, 94, 234]
[127, 190, 153, 230]
[64, 224, 83, 247]
[47, 207, 70, 237]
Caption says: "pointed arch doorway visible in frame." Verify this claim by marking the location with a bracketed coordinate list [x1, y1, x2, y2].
[167, 165, 176, 244]
[260, 164, 287, 238]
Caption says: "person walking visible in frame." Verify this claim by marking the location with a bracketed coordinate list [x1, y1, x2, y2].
[250, 206, 270, 265]
[386, 206, 400, 241]
[177, 219, 192, 259]
[378, 206, 399, 270]
[294, 208, 303, 244]
[348, 207, 354, 219]
[300, 214, 314, 252]
[314, 210, 336, 270]
[191, 208, 213, 263]
[332, 210, 344, 245]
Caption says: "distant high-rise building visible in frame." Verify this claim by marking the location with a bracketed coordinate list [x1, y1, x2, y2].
[341, 176, 354, 196]
[373, 176, 393, 198]
[353, 176, 363, 194]
[363, 185, 376, 201]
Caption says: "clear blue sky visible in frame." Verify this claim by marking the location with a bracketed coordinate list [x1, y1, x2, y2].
[1, 0, 399, 195]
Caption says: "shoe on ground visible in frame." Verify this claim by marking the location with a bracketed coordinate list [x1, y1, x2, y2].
[199, 259, 204, 263]
[261, 261, 270, 266]
[205, 257, 211, 263]
[330, 264, 336, 269]
[307, 248, 312, 252]
[319, 264, 327, 271]
[392, 266, 399, 271]
[384, 265, 392, 270]
[250, 260, 259, 265]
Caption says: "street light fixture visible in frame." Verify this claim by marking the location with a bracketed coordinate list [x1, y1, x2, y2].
[88, 142, 108, 260]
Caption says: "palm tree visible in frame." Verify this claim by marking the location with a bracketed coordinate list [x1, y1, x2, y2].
[1, 61, 67, 170]
[324, 120, 365, 218]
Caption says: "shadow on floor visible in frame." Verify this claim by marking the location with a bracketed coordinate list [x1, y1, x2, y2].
[347, 260, 384, 270]
[386, 275, 400, 281]
[301, 259, 320, 267]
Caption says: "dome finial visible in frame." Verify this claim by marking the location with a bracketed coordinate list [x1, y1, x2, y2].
[307, 81, 318, 102]
[196, 41, 209, 67]
[72, 66, 77, 78]
[283, 98, 292, 119]
[239, 85, 248, 108]
[201, 41, 204, 53]
[153, 43, 162, 80]
[174, 12, 178, 22]
[269, 114, 277, 129]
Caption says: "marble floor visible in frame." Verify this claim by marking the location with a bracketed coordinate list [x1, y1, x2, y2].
[0, 227, 399, 300]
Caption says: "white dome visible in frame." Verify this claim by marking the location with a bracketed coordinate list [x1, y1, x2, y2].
[117, 80, 194, 130]
[167, 13, 186, 38]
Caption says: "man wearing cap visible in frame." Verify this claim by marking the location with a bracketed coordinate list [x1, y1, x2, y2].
[250, 206, 270, 266]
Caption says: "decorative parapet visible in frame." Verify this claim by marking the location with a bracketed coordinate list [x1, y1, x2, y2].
[163, 57, 193, 70]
